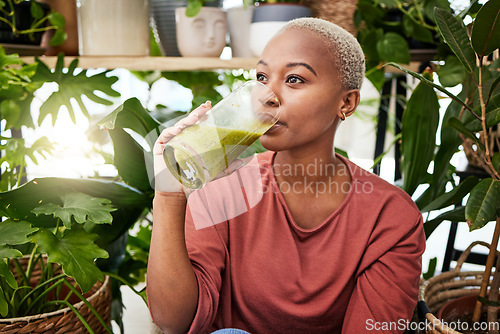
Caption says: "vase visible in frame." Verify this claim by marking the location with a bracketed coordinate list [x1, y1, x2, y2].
[76, 0, 150, 56]
[175, 7, 227, 57]
[249, 4, 311, 57]
[150, 0, 223, 57]
[227, 6, 254, 58]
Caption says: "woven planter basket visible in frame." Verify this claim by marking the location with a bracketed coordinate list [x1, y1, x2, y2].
[419, 241, 499, 334]
[0, 257, 112, 334]
[302, 0, 358, 35]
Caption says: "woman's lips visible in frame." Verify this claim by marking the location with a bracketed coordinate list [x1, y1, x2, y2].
[264, 121, 285, 134]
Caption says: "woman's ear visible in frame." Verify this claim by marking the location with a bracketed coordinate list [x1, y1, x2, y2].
[337, 89, 360, 120]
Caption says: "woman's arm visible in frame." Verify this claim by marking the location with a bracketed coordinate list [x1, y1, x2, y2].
[147, 191, 199, 334]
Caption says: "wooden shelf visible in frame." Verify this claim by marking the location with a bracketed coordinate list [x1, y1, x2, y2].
[20, 55, 428, 74]
[21, 56, 259, 71]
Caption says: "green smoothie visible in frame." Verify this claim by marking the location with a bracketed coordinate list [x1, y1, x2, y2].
[163, 124, 264, 189]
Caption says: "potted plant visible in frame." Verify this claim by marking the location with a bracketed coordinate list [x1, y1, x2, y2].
[150, 0, 223, 57]
[383, 0, 499, 330]
[0, 49, 155, 331]
[0, 0, 66, 54]
[227, 0, 255, 58]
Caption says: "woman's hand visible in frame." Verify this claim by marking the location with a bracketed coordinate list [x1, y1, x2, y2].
[153, 101, 212, 193]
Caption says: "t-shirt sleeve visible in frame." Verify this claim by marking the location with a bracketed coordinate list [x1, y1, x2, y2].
[184, 188, 229, 334]
[341, 213, 425, 334]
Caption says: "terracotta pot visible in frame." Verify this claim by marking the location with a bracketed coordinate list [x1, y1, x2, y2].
[175, 7, 227, 57]
[40, 0, 79, 56]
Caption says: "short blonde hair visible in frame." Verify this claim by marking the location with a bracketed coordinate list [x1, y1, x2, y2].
[281, 17, 365, 90]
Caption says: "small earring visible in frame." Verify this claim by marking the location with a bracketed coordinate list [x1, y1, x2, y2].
[341, 111, 346, 121]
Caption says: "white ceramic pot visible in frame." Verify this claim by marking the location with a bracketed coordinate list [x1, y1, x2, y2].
[175, 7, 227, 57]
[227, 6, 254, 58]
[76, 0, 149, 56]
[249, 4, 311, 57]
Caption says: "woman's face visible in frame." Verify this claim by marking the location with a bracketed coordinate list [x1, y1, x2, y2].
[257, 28, 349, 153]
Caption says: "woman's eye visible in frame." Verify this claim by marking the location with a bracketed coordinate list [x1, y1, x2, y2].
[256, 73, 267, 82]
[286, 76, 303, 84]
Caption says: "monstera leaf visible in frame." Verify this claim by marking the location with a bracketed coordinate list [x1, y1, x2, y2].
[32, 54, 120, 125]
[32, 228, 109, 293]
[32, 192, 116, 229]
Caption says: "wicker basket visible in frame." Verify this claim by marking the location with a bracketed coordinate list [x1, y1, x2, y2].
[302, 0, 358, 35]
[0, 257, 112, 334]
[419, 241, 499, 334]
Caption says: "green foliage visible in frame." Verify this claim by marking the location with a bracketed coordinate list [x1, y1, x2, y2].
[387, 0, 500, 240]
[33, 54, 120, 126]
[0, 0, 66, 46]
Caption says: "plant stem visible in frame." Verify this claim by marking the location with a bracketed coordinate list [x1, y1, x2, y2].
[477, 61, 500, 180]
[62, 280, 113, 333]
[42, 300, 95, 334]
[473, 217, 500, 322]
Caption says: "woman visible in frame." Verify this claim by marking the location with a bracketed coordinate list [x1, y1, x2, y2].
[147, 18, 425, 334]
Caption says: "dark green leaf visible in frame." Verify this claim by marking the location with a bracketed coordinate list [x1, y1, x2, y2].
[32, 228, 108, 293]
[32, 193, 116, 229]
[424, 206, 465, 238]
[401, 78, 440, 195]
[30, 1, 44, 19]
[384, 62, 470, 111]
[434, 8, 477, 74]
[422, 257, 437, 279]
[109, 128, 152, 192]
[437, 56, 467, 87]
[377, 32, 410, 64]
[0, 285, 8, 317]
[446, 117, 485, 150]
[0, 246, 22, 259]
[471, 0, 500, 57]
[0, 220, 38, 246]
[47, 11, 65, 28]
[366, 67, 385, 92]
[465, 178, 500, 230]
[49, 29, 67, 47]
[493, 153, 500, 172]
[421, 176, 479, 213]
[464, 107, 500, 132]
[432, 97, 464, 193]
[1, 100, 21, 129]
[97, 98, 161, 141]
[0, 260, 18, 289]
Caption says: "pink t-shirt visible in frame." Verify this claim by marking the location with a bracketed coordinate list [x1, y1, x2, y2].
[184, 151, 425, 334]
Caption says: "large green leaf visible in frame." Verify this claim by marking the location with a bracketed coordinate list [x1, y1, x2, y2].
[471, 0, 500, 57]
[424, 207, 466, 238]
[376, 32, 410, 64]
[32, 193, 116, 229]
[434, 8, 477, 74]
[401, 74, 440, 195]
[32, 55, 120, 126]
[109, 128, 152, 192]
[0, 220, 38, 246]
[432, 95, 465, 195]
[421, 176, 480, 213]
[0, 178, 151, 248]
[97, 98, 161, 142]
[465, 178, 500, 230]
[446, 117, 485, 150]
[463, 107, 500, 132]
[32, 228, 108, 293]
[436, 56, 467, 87]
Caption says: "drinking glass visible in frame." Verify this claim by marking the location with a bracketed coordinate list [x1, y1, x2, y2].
[163, 80, 280, 189]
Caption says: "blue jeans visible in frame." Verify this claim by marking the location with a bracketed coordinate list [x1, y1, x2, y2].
[211, 329, 251, 334]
